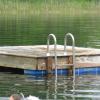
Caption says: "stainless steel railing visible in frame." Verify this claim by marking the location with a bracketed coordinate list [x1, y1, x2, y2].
[46, 34, 57, 79]
[64, 33, 75, 97]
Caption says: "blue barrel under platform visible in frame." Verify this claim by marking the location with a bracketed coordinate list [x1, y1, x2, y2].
[24, 67, 100, 76]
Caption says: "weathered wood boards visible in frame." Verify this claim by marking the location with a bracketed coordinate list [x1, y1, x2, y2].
[0, 45, 100, 70]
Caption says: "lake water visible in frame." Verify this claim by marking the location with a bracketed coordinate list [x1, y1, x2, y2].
[0, 0, 100, 48]
[1, 73, 100, 100]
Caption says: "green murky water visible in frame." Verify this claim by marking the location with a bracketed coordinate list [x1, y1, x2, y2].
[0, 0, 100, 48]
[1, 73, 100, 100]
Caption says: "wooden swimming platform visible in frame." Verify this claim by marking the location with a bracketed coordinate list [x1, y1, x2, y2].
[0, 45, 100, 71]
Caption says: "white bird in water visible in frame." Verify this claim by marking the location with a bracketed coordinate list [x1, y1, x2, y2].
[26, 95, 40, 100]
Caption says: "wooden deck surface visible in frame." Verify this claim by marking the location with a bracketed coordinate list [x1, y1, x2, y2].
[0, 45, 100, 57]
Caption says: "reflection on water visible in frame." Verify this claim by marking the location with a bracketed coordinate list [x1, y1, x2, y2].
[1, 72, 100, 100]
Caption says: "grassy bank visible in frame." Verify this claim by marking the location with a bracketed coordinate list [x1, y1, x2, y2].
[0, 0, 100, 19]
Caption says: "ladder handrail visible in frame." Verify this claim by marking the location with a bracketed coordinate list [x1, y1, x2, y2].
[47, 34, 57, 56]
[64, 33, 75, 96]
[46, 34, 57, 79]
[64, 33, 75, 56]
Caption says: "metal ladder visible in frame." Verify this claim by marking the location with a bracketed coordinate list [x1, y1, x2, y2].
[46, 33, 75, 79]
[46, 33, 75, 100]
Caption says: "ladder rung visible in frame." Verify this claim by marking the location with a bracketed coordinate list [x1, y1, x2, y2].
[56, 64, 74, 66]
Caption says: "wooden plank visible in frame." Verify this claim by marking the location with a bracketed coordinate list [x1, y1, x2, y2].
[0, 54, 37, 69]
